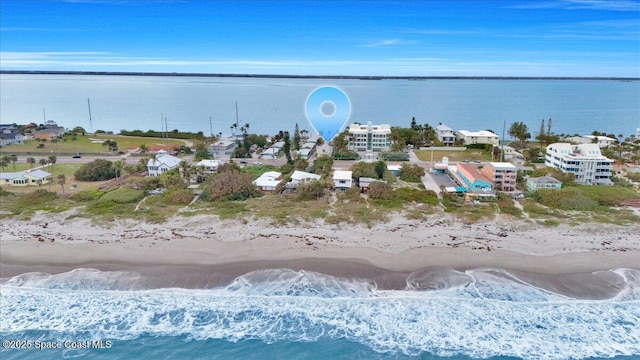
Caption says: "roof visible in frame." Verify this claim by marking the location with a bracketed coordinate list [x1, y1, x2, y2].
[196, 159, 223, 167]
[387, 165, 401, 171]
[436, 124, 453, 131]
[333, 170, 353, 180]
[529, 176, 562, 184]
[488, 162, 517, 170]
[28, 170, 51, 179]
[148, 153, 182, 168]
[291, 170, 321, 182]
[253, 171, 282, 188]
[457, 130, 498, 138]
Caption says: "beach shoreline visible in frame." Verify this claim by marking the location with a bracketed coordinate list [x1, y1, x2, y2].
[1, 211, 638, 284]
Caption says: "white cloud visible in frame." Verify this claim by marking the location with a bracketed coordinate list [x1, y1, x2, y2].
[363, 39, 415, 48]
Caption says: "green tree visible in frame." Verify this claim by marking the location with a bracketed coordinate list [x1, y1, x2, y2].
[113, 159, 125, 185]
[27, 157, 36, 169]
[374, 160, 387, 179]
[194, 142, 212, 161]
[72, 126, 87, 135]
[508, 122, 531, 142]
[312, 156, 334, 177]
[293, 157, 309, 171]
[203, 170, 260, 201]
[10, 154, 18, 170]
[0, 159, 7, 172]
[74, 159, 117, 181]
[350, 161, 377, 179]
[57, 174, 66, 195]
[283, 131, 293, 164]
[293, 123, 301, 151]
[399, 163, 425, 182]
[139, 143, 148, 154]
[39, 158, 48, 168]
[48, 155, 57, 170]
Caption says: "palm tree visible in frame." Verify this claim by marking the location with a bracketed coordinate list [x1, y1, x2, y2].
[179, 161, 191, 182]
[57, 174, 66, 195]
[27, 157, 36, 169]
[36, 179, 42, 189]
[139, 143, 148, 154]
[113, 159, 125, 185]
[0, 159, 7, 172]
[10, 154, 18, 170]
[39, 158, 48, 168]
[48, 155, 57, 170]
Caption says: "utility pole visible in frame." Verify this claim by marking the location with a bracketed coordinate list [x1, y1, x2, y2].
[87, 98, 93, 128]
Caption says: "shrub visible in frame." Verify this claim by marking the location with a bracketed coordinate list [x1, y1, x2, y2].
[125, 176, 162, 192]
[367, 181, 393, 200]
[99, 187, 145, 204]
[203, 170, 261, 201]
[380, 152, 410, 161]
[74, 159, 116, 181]
[393, 188, 439, 205]
[70, 189, 104, 202]
[163, 188, 194, 205]
[296, 181, 329, 201]
[399, 164, 425, 182]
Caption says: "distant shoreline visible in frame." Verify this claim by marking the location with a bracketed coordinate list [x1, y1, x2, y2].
[1, 70, 638, 81]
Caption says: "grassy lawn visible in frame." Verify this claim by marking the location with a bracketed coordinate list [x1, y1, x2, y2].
[414, 149, 492, 162]
[3, 163, 109, 195]
[0, 134, 186, 155]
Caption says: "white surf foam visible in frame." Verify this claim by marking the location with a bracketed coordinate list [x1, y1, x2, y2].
[2, 268, 639, 360]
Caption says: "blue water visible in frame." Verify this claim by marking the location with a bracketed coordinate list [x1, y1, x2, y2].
[1, 74, 638, 138]
[1, 267, 639, 359]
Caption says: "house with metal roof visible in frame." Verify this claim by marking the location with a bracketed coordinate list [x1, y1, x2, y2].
[147, 150, 182, 177]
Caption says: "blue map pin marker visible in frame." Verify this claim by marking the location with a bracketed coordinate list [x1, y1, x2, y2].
[305, 86, 351, 142]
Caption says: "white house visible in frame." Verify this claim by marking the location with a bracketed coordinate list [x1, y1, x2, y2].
[435, 124, 456, 146]
[332, 170, 353, 190]
[545, 143, 613, 185]
[253, 171, 282, 191]
[0, 169, 51, 187]
[290, 170, 321, 186]
[147, 150, 182, 177]
[347, 122, 392, 152]
[208, 138, 238, 159]
[0, 133, 24, 145]
[195, 159, 224, 173]
[456, 130, 499, 146]
[526, 176, 562, 192]
[566, 135, 617, 148]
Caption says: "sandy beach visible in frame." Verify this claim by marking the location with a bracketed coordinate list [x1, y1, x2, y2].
[1, 210, 638, 284]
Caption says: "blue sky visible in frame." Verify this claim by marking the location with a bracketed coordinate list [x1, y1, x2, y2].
[1, 0, 639, 76]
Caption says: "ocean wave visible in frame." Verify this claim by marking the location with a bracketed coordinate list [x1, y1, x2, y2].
[1, 268, 640, 359]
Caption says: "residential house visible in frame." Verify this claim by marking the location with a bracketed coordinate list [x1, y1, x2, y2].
[545, 143, 613, 185]
[34, 127, 66, 141]
[526, 176, 562, 192]
[358, 177, 383, 192]
[347, 122, 392, 152]
[316, 143, 332, 157]
[0, 169, 51, 187]
[448, 163, 493, 192]
[481, 162, 518, 192]
[253, 171, 282, 192]
[195, 159, 224, 173]
[147, 150, 182, 177]
[0, 133, 25, 145]
[0, 124, 18, 134]
[332, 170, 353, 190]
[566, 135, 617, 148]
[435, 124, 456, 146]
[208, 138, 238, 159]
[387, 165, 401, 177]
[285, 170, 321, 192]
[456, 130, 499, 146]
[296, 147, 314, 160]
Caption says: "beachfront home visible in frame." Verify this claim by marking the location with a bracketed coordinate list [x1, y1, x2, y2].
[545, 143, 613, 185]
[147, 150, 182, 177]
[0, 169, 51, 187]
[195, 159, 224, 173]
[316, 143, 332, 157]
[253, 171, 282, 192]
[347, 122, 392, 152]
[436, 124, 456, 146]
[296, 147, 314, 160]
[284, 170, 321, 192]
[526, 176, 562, 192]
[448, 163, 493, 192]
[456, 130, 499, 146]
[333, 170, 353, 190]
[481, 162, 518, 192]
[208, 138, 238, 159]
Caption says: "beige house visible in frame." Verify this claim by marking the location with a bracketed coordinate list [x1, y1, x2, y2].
[0, 169, 51, 187]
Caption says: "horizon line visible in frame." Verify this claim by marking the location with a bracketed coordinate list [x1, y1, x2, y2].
[2, 70, 639, 81]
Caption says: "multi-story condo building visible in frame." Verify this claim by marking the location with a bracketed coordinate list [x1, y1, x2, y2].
[435, 124, 456, 146]
[481, 162, 518, 192]
[347, 122, 391, 152]
[545, 143, 613, 185]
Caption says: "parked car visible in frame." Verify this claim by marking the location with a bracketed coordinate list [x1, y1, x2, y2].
[72, 153, 81, 158]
